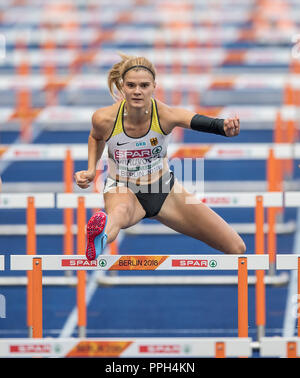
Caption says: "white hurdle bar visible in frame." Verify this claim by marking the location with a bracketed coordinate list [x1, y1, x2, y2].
[0, 337, 252, 358]
[55, 191, 284, 209]
[0, 193, 55, 209]
[260, 337, 300, 358]
[0, 256, 4, 271]
[1, 143, 300, 160]
[9, 254, 268, 340]
[276, 254, 300, 338]
[10, 254, 269, 271]
[55, 191, 300, 209]
[4, 190, 300, 209]
[1, 337, 300, 358]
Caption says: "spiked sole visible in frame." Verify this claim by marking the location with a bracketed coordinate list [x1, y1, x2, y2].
[86, 211, 107, 261]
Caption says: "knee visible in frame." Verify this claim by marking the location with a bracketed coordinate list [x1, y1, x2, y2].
[227, 237, 246, 255]
[109, 202, 133, 225]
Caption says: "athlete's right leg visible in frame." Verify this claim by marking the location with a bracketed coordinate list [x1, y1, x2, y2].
[103, 186, 146, 243]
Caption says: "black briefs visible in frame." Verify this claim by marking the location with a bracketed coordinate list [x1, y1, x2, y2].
[103, 170, 175, 218]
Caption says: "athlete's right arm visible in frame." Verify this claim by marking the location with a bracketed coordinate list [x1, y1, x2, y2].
[74, 110, 107, 189]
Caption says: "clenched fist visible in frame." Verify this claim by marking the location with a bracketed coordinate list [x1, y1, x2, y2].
[223, 116, 240, 137]
[74, 170, 95, 189]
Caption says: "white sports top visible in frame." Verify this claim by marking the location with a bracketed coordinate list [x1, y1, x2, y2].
[106, 98, 170, 181]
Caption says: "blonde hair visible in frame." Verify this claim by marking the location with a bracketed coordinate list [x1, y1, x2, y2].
[107, 52, 156, 100]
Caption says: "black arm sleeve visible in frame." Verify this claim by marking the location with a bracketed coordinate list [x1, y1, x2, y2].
[190, 114, 226, 136]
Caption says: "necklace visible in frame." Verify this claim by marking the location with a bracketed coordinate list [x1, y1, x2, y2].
[124, 105, 149, 117]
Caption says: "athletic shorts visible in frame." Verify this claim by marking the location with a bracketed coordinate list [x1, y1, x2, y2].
[103, 170, 175, 218]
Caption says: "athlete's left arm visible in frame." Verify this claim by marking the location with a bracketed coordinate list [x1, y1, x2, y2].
[164, 106, 240, 137]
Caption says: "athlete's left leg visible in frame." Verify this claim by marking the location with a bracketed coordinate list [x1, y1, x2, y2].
[85, 186, 146, 260]
[154, 180, 246, 255]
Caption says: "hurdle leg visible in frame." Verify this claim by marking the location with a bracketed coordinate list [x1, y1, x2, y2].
[255, 196, 266, 340]
[215, 342, 225, 358]
[238, 257, 248, 338]
[287, 342, 297, 358]
[26, 196, 36, 338]
[267, 207, 276, 276]
[64, 150, 74, 278]
[77, 197, 86, 338]
[63, 149, 74, 256]
[32, 258, 43, 338]
[298, 257, 300, 337]
[267, 149, 278, 276]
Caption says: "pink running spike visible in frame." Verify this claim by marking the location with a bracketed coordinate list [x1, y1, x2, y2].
[86, 211, 107, 261]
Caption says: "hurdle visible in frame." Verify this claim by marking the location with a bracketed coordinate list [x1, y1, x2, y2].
[121, 187, 289, 326]
[1, 191, 297, 342]
[0, 191, 296, 239]
[260, 337, 300, 358]
[0, 191, 291, 341]
[9, 254, 269, 340]
[2, 142, 300, 162]
[57, 190, 285, 276]
[0, 337, 252, 358]
[276, 254, 300, 338]
[0, 193, 55, 337]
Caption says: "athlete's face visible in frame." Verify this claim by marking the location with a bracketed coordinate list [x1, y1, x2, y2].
[122, 69, 156, 109]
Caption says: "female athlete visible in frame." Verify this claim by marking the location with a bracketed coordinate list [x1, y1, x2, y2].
[74, 53, 246, 260]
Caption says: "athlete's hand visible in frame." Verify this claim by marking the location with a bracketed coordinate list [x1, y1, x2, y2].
[223, 115, 240, 137]
[74, 170, 95, 189]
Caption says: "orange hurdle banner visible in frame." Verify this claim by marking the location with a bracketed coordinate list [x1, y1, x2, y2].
[0, 337, 252, 358]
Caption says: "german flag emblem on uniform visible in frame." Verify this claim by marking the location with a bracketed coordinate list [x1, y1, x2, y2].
[150, 137, 158, 146]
